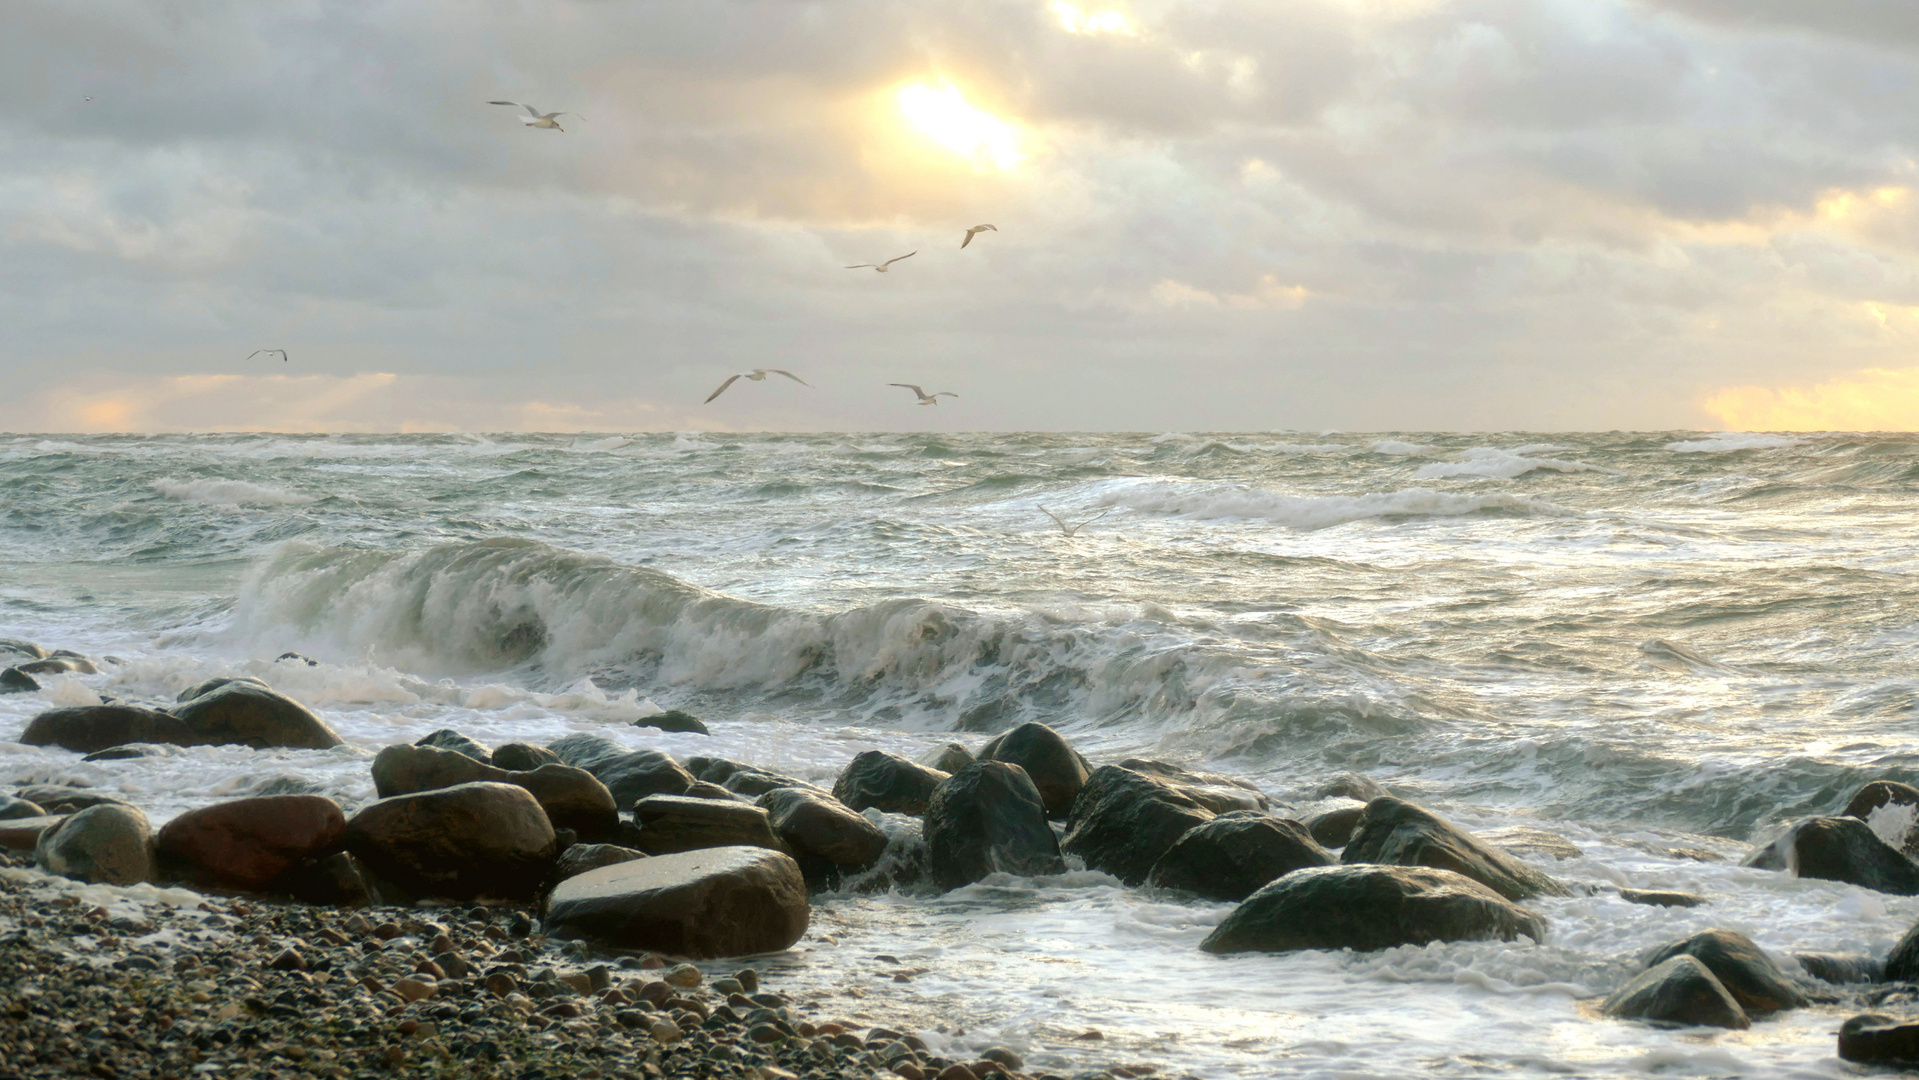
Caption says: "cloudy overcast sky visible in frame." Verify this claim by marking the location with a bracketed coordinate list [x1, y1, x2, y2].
[7, 0, 1919, 432]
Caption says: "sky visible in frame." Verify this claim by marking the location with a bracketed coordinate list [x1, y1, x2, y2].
[6, 0, 1919, 433]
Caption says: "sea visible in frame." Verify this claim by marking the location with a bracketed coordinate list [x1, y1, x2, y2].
[2, 429, 1915, 1078]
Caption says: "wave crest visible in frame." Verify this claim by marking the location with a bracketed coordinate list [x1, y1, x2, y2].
[153, 477, 317, 506]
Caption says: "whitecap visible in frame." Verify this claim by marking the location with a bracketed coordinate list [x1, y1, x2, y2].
[1666, 433, 1802, 453]
[1104, 480, 1573, 529]
[151, 477, 316, 506]
[1415, 448, 1618, 480]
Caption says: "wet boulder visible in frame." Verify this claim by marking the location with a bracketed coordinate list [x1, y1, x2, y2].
[82, 742, 191, 762]
[552, 842, 647, 886]
[1644, 929, 1810, 1014]
[978, 723, 1090, 819]
[920, 742, 974, 774]
[636, 709, 708, 735]
[924, 761, 1065, 891]
[18, 654, 97, 676]
[1063, 766, 1216, 886]
[1200, 864, 1548, 955]
[17, 786, 132, 814]
[0, 638, 46, 661]
[371, 744, 619, 839]
[1742, 816, 1919, 895]
[20, 704, 196, 754]
[1794, 952, 1883, 985]
[1845, 781, 1919, 856]
[1, 667, 37, 694]
[1341, 797, 1569, 901]
[1119, 759, 1270, 814]
[1305, 801, 1367, 848]
[156, 795, 347, 892]
[491, 742, 562, 771]
[544, 846, 809, 959]
[756, 787, 888, 887]
[632, 795, 786, 855]
[687, 757, 821, 798]
[1148, 812, 1334, 901]
[1840, 1014, 1919, 1066]
[1603, 955, 1749, 1029]
[831, 750, 949, 816]
[1619, 888, 1706, 908]
[169, 682, 343, 750]
[1316, 773, 1389, 803]
[35, 804, 153, 886]
[0, 815, 65, 853]
[1878, 915, 1919, 982]
[416, 728, 491, 762]
[176, 676, 270, 703]
[548, 734, 695, 806]
[344, 781, 557, 901]
[0, 796, 46, 821]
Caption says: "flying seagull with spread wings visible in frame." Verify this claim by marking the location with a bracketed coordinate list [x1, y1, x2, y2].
[488, 101, 585, 131]
[890, 383, 957, 406]
[705, 369, 812, 404]
[1039, 506, 1111, 537]
[961, 224, 997, 249]
[845, 252, 916, 272]
[247, 349, 289, 363]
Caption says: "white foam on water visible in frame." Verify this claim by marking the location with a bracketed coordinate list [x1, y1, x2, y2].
[1369, 439, 1436, 455]
[151, 477, 317, 506]
[1415, 448, 1619, 480]
[1103, 479, 1573, 528]
[1666, 433, 1803, 453]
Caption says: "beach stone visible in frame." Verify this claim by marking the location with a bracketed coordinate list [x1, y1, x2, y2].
[1603, 955, 1749, 1029]
[81, 742, 191, 762]
[553, 843, 648, 884]
[20, 704, 196, 754]
[416, 728, 492, 762]
[548, 734, 696, 806]
[372, 744, 619, 839]
[0, 667, 37, 694]
[544, 845, 809, 959]
[176, 675, 270, 702]
[0, 796, 45, 821]
[919, 742, 974, 773]
[1200, 864, 1548, 954]
[1119, 758, 1271, 814]
[1794, 952, 1883, 984]
[924, 761, 1065, 890]
[1340, 797, 1569, 900]
[0, 638, 46, 660]
[155, 794, 347, 892]
[757, 787, 887, 886]
[491, 742, 561, 771]
[35, 803, 153, 885]
[832, 750, 949, 816]
[1063, 765, 1216, 886]
[1846, 781, 1919, 856]
[168, 681, 344, 750]
[1619, 888, 1705, 908]
[633, 794, 786, 854]
[344, 781, 557, 901]
[977, 723, 1090, 819]
[1306, 802, 1367, 848]
[18, 654, 97, 675]
[1148, 812, 1334, 901]
[1840, 1014, 1919, 1065]
[1644, 929, 1809, 1014]
[0, 815, 66, 851]
[275, 850, 372, 906]
[637, 709, 709, 735]
[1742, 815, 1919, 895]
[16, 786, 132, 813]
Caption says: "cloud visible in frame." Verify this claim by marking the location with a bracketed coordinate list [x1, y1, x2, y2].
[1703, 366, 1919, 430]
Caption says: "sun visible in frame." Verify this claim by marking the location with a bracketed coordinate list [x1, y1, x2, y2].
[896, 83, 1025, 171]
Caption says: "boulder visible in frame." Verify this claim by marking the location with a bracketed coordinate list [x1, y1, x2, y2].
[155, 795, 347, 892]
[1880, 916, 1919, 982]
[685, 781, 746, 801]
[687, 757, 821, 798]
[1619, 888, 1705, 908]
[831, 750, 949, 816]
[1315, 773, 1388, 802]
[1794, 952, 1883, 985]
[1603, 955, 1749, 1029]
[756, 787, 888, 886]
[19, 655, 97, 676]
[20, 704, 196, 754]
[1644, 929, 1809, 1015]
[0, 796, 46, 821]
[1118, 759, 1270, 814]
[373, 744, 618, 839]
[632, 795, 786, 855]
[35, 804, 153, 886]
[544, 846, 809, 959]
[17, 786, 132, 814]
[978, 723, 1090, 819]
[1340, 797, 1569, 900]
[81, 742, 191, 762]
[1840, 1014, 1919, 1066]
[491, 742, 561, 771]
[919, 742, 974, 774]
[0, 815, 66, 852]
[637, 710, 709, 735]
[1062, 766, 1216, 886]
[1148, 812, 1334, 901]
[176, 676, 270, 702]
[924, 762, 1065, 891]
[1845, 781, 1919, 856]
[553, 843, 648, 886]
[548, 734, 695, 806]
[1742, 816, 1919, 895]
[268, 850, 372, 906]
[0, 638, 46, 661]
[344, 782, 557, 901]
[1306, 802, 1367, 848]
[1, 667, 37, 694]
[169, 682, 344, 750]
[416, 728, 491, 762]
[1200, 864, 1548, 954]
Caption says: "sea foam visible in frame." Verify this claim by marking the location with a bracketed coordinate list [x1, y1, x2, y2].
[152, 477, 317, 506]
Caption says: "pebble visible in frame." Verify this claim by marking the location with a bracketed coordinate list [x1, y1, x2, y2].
[666, 962, 703, 988]
[391, 977, 436, 1002]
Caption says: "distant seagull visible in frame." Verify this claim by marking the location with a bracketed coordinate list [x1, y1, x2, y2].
[488, 101, 584, 132]
[845, 252, 915, 272]
[1039, 506, 1111, 537]
[961, 224, 997, 249]
[890, 383, 957, 406]
[246, 349, 289, 363]
[83, 96, 93, 103]
[705, 368, 811, 404]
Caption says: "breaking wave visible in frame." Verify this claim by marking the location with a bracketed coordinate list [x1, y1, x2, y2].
[1666, 433, 1803, 453]
[1100, 481, 1572, 529]
[151, 477, 317, 506]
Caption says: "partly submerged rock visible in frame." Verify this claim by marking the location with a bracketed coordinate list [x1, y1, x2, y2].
[549, 734, 695, 807]
[81, 742, 191, 762]
[169, 682, 343, 750]
[20, 705, 196, 754]
[0, 796, 46, 821]
[923, 761, 1065, 891]
[1305, 801, 1367, 848]
[344, 781, 557, 901]
[1200, 864, 1548, 955]
[544, 846, 809, 959]
[1341, 797, 1569, 900]
[16, 786, 133, 814]
[756, 787, 887, 887]
[0, 667, 38, 694]
[919, 742, 974, 774]
[1118, 758, 1270, 814]
[35, 803, 153, 886]
[415, 728, 491, 762]
[1794, 952, 1883, 985]
[978, 723, 1090, 819]
[1840, 1014, 1919, 1065]
[1149, 812, 1334, 901]
[1845, 781, 1919, 857]
[1063, 766, 1216, 886]
[832, 750, 949, 817]
[490, 742, 562, 771]
[1644, 929, 1809, 1014]
[1742, 816, 1919, 895]
[1603, 955, 1750, 1030]
[176, 676, 271, 703]
[636, 709, 708, 735]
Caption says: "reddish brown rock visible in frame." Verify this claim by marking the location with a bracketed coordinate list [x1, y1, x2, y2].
[156, 794, 348, 892]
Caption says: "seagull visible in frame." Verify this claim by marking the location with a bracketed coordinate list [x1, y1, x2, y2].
[890, 383, 958, 406]
[961, 224, 997, 249]
[488, 101, 585, 132]
[246, 349, 289, 363]
[845, 252, 915, 272]
[705, 368, 811, 404]
[1039, 506, 1112, 537]
[83, 96, 93, 103]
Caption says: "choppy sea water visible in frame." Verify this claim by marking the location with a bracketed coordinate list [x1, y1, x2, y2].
[3, 429, 1917, 1077]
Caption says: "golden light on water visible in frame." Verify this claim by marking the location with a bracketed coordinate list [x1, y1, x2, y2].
[896, 83, 1025, 170]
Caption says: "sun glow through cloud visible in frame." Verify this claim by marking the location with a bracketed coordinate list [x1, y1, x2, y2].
[896, 83, 1025, 170]
[1050, 1, 1140, 36]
